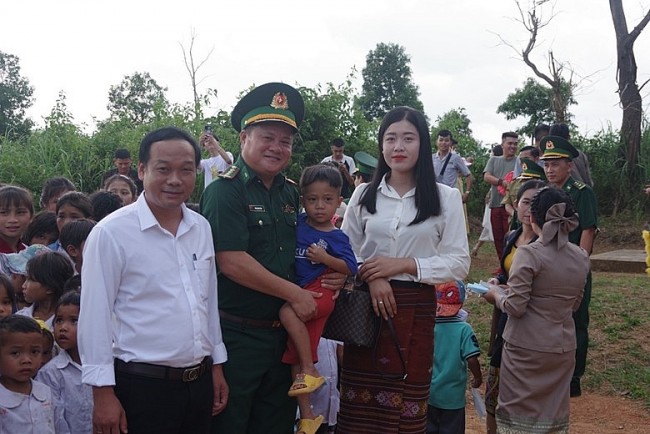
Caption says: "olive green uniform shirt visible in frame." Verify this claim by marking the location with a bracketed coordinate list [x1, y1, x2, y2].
[200, 157, 299, 321]
[562, 177, 598, 245]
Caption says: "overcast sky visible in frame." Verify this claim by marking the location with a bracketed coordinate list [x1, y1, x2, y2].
[3, 0, 650, 145]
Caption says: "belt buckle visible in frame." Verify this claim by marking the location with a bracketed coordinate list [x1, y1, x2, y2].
[182, 365, 201, 382]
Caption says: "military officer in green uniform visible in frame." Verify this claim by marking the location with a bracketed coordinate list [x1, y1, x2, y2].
[352, 151, 378, 186]
[541, 135, 598, 398]
[200, 82, 345, 434]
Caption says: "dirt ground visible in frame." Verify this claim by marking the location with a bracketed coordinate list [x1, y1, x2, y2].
[463, 385, 650, 433]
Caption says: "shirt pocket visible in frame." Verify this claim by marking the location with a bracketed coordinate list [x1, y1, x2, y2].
[194, 259, 213, 302]
[283, 212, 297, 228]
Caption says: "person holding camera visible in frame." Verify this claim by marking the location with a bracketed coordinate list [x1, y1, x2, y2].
[320, 138, 356, 198]
[198, 127, 234, 189]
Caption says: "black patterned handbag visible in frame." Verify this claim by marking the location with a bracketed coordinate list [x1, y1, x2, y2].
[322, 281, 380, 347]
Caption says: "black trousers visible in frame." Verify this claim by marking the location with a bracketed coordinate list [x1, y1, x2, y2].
[115, 367, 213, 434]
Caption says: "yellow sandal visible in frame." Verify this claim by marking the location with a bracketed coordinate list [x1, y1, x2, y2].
[297, 415, 324, 434]
[288, 373, 325, 397]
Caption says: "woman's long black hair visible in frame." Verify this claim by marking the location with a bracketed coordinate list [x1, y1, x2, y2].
[358, 106, 441, 225]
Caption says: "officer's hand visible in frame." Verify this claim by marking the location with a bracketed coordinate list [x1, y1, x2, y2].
[290, 288, 319, 322]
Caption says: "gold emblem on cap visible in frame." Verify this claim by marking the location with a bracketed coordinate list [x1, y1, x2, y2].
[546, 141, 555, 150]
[522, 162, 528, 170]
[270, 92, 289, 110]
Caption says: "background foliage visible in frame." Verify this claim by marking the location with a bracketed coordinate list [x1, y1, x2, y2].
[0, 47, 649, 218]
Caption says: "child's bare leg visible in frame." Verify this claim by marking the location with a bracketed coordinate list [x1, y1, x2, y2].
[279, 303, 320, 378]
[292, 364, 316, 421]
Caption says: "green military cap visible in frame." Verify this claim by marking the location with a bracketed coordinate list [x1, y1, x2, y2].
[231, 82, 305, 133]
[353, 151, 378, 176]
[518, 158, 547, 180]
[539, 135, 579, 160]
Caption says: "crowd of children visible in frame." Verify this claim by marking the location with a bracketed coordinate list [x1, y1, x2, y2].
[0, 175, 125, 432]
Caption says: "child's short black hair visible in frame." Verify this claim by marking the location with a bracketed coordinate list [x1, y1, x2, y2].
[299, 164, 343, 194]
[59, 218, 96, 250]
[22, 211, 58, 245]
[56, 191, 93, 218]
[0, 185, 34, 216]
[63, 275, 82, 293]
[56, 290, 81, 312]
[0, 315, 42, 346]
[40, 177, 76, 209]
[103, 174, 137, 198]
[90, 191, 122, 221]
[26, 251, 75, 302]
[0, 274, 16, 314]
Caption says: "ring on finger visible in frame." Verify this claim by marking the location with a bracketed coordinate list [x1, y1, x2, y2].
[378, 300, 384, 305]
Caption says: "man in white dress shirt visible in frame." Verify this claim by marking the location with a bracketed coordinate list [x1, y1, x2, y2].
[78, 126, 228, 434]
[320, 138, 356, 198]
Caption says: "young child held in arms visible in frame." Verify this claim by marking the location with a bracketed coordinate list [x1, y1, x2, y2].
[280, 164, 357, 434]
[0, 315, 63, 432]
[37, 291, 92, 434]
[427, 281, 482, 434]
[16, 251, 75, 329]
[0, 185, 34, 253]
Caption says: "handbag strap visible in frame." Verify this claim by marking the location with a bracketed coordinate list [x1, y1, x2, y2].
[374, 318, 408, 380]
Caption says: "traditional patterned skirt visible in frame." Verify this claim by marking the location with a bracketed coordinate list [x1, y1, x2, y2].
[336, 281, 436, 434]
[496, 341, 574, 434]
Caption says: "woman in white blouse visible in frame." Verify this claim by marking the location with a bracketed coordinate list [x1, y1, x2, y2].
[338, 106, 470, 433]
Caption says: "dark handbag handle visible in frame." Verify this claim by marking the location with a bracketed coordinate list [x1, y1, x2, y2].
[374, 317, 408, 380]
[355, 278, 408, 380]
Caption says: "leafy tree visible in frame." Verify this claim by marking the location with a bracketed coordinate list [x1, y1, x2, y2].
[289, 78, 376, 181]
[356, 42, 424, 120]
[497, 78, 575, 136]
[0, 51, 34, 140]
[107, 72, 169, 125]
[430, 108, 483, 156]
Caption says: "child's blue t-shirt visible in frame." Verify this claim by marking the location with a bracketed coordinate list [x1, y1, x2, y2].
[295, 213, 358, 287]
[428, 316, 481, 410]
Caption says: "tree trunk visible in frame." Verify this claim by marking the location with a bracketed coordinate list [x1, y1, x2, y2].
[609, 0, 650, 182]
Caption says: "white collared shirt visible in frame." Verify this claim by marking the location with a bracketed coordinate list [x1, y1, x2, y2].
[0, 380, 59, 434]
[37, 350, 92, 434]
[79, 194, 227, 387]
[342, 177, 470, 284]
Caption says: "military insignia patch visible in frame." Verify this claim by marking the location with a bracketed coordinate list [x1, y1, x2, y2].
[521, 162, 528, 171]
[546, 141, 555, 150]
[282, 204, 296, 214]
[270, 92, 289, 110]
[248, 205, 266, 212]
[219, 166, 240, 179]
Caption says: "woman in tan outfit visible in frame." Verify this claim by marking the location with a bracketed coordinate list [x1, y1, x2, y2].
[484, 187, 590, 433]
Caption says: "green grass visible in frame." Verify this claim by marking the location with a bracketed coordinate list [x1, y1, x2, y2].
[464, 231, 650, 409]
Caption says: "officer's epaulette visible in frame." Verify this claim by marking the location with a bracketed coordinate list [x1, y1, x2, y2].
[219, 166, 240, 180]
[572, 179, 586, 190]
[286, 177, 297, 186]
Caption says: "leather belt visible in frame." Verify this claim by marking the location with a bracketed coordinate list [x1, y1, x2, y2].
[219, 310, 283, 329]
[115, 357, 212, 382]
